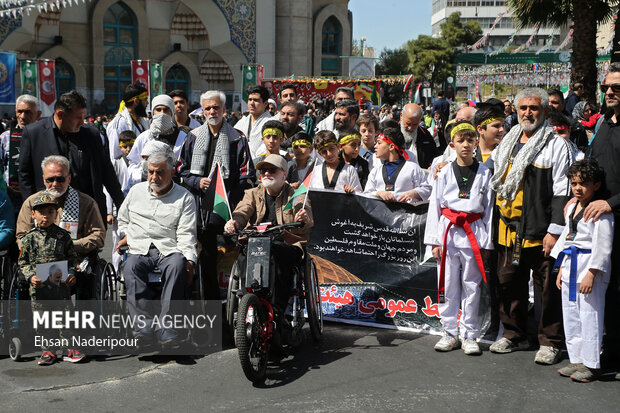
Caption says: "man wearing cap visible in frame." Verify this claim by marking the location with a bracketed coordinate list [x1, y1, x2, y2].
[18, 90, 123, 225]
[17, 155, 105, 299]
[224, 154, 312, 312]
[128, 95, 187, 164]
[106, 83, 150, 161]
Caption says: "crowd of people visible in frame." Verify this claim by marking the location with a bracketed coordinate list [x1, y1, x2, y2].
[0, 66, 619, 384]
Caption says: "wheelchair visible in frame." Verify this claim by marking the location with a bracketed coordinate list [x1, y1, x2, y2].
[112, 245, 208, 344]
[0, 248, 118, 361]
[226, 222, 323, 383]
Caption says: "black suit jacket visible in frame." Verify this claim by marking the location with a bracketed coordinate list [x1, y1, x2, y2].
[415, 126, 439, 169]
[18, 117, 124, 222]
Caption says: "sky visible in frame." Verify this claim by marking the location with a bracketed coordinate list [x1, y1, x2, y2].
[349, 0, 433, 55]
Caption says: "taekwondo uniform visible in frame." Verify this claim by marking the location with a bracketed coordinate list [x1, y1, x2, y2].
[551, 203, 614, 369]
[364, 158, 429, 201]
[424, 160, 494, 339]
[308, 159, 363, 193]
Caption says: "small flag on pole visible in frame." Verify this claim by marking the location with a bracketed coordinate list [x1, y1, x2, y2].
[212, 164, 232, 221]
[283, 167, 314, 211]
[414, 83, 422, 104]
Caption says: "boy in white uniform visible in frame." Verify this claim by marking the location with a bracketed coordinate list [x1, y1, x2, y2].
[364, 127, 428, 202]
[424, 121, 494, 355]
[308, 130, 362, 193]
[552, 158, 614, 382]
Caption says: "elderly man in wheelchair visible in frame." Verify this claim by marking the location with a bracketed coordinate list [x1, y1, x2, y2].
[116, 148, 197, 345]
[224, 154, 312, 326]
[16, 155, 106, 299]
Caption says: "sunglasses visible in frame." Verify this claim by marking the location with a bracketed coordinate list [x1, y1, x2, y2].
[601, 83, 620, 94]
[44, 176, 66, 183]
[260, 167, 280, 174]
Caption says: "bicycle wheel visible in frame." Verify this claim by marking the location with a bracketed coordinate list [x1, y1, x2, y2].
[226, 260, 242, 337]
[304, 257, 323, 342]
[236, 293, 268, 383]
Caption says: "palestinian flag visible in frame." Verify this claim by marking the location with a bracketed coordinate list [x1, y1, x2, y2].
[284, 169, 313, 211]
[414, 83, 421, 104]
[212, 164, 231, 221]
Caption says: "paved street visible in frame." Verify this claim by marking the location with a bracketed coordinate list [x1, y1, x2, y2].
[1, 322, 618, 413]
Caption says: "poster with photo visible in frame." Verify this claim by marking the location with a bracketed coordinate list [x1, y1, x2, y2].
[35, 260, 68, 284]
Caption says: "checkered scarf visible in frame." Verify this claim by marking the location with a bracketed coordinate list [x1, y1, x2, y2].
[59, 187, 79, 239]
[190, 122, 231, 179]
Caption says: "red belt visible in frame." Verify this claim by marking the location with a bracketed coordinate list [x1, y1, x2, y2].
[438, 208, 487, 302]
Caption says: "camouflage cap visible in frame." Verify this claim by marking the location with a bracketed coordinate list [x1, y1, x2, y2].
[32, 192, 58, 209]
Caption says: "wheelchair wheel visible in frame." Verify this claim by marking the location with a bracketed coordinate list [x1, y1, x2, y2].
[97, 261, 118, 302]
[226, 260, 243, 337]
[236, 293, 268, 383]
[9, 337, 21, 361]
[304, 257, 323, 342]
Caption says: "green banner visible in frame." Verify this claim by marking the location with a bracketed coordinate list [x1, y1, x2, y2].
[20, 60, 37, 97]
[242, 65, 257, 103]
[150, 62, 162, 98]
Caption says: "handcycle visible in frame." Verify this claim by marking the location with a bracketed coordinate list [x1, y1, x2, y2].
[226, 222, 323, 383]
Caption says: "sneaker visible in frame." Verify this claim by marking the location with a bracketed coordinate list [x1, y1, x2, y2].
[535, 345, 561, 365]
[571, 365, 600, 383]
[490, 337, 529, 354]
[156, 328, 178, 345]
[63, 349, 86, 363]
[557, 363, 584, 377]
[434, 334, 461, 352]
[462, 338, 481, 355]
[38, 351, 57, 366]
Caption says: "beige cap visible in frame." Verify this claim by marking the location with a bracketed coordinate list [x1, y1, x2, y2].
[256, 154, 288, 172]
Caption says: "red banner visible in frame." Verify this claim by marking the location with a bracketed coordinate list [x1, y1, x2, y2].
[38, 60, 56, 107]
[131, 60, 149, 93]
[262, 79, 381, 105]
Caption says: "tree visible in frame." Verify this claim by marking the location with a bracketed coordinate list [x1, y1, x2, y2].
[375, 47, 409, 104]
[407, 36, 453, 93]
[508, 0, 620, 103]
[440, 12, 483, 49]
[406, 12, 481, 94]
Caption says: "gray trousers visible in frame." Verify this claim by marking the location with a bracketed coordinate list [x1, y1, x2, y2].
[124, 245, 187, 328]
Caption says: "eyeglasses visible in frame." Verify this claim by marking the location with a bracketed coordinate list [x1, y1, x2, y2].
[601, 83, 620, 94]
[44, 176, 66, 183]
[518, 105, 541, 111]
[260, 167, 280, 174]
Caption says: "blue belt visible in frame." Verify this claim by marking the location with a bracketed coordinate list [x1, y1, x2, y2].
[554, 246, 592, 302]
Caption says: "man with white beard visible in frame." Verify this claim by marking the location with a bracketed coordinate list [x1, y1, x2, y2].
[400, 103, 439, 169]
[225, 154, 312, 312]
[486, 87, 574, 365]
[178, 90, 255, 299]
[16, 155, 105, 298]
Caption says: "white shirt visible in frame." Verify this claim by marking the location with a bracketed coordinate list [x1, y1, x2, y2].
[127, 129, 187, 165]
[424, 161, 494, 250]
[551, 203, 614, 284]
[234, 111, 272, 159]
[364, 159, 428, 200]
[308, 161, 363, 193]
[118, 182, 197, 263]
